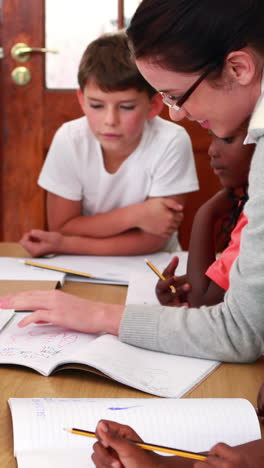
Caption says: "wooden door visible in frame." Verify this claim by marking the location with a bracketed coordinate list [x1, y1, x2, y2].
[0, 0, 220, 248]
[1, 0, 82, 242]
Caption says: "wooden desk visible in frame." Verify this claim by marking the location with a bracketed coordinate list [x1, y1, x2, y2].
[0, 244, 263, 467]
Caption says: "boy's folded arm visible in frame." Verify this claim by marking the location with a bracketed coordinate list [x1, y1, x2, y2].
[47, 193, 146, 236]
[50, 204, 163, 238]
[47, 192, 185, 238]
[57, 230, 167, 256]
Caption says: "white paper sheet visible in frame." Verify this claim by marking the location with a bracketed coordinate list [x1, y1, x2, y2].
[9, 397, 261, 468]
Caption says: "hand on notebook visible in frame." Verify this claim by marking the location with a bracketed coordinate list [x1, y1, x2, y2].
[20, 229, 62, 257]
[92, 420, 188, 467]
[138, 198, 183, 238]
[0, 290, 123, 335]
[155, 256, 190, 306]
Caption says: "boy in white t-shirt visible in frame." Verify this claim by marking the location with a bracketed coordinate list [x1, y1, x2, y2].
[20, 31, 198, 257]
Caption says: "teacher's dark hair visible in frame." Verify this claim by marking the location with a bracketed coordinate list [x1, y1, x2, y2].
[127, 0, 264, 77]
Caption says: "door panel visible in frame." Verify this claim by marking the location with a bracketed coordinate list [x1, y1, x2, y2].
[1, 0, 46, 240]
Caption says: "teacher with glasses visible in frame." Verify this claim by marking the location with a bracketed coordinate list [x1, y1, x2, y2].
[0, 0, 263, 364]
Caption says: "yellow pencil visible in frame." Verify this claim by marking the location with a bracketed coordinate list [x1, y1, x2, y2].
[145, 258, 176, 293]
[64, 427, 207, 461]
[24, 260, 94, 278]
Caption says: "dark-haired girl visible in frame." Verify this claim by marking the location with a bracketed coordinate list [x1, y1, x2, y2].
[156, 123, 254, 307]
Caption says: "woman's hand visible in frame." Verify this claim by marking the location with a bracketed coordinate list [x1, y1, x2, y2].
[0, 290, 123, 335]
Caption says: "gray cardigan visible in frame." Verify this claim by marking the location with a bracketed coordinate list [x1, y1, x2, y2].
[119, 94, 264, 363]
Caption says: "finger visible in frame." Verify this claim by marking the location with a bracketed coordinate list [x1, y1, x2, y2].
[19, 233, 30, 243]
[18, 311, 53, 327]
[30, 229, 46, 237]
[97, 420, 144, 459]
[97, 420, 141, 443]
[20, 241, 39, 254]
[174, 211, 184, 219]
[0, 290, 53, 311]
[156, 277, 175, 294]
[170, 214, 184, 226]
[173, 283, 191, 295]
[92, 441, 121, 468]
[27, 229, 52, 244]
[19, 238, 33, 250]
[25, 229, 43, 242]
[163, 198, 183, 211]
[210, 442, 242, 462]
[162, 256, 179, 277]
[155, 277, 179, 305]
[28, 236, 42, 243]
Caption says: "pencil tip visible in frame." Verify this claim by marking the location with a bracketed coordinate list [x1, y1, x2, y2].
[63, 427, 71, 433]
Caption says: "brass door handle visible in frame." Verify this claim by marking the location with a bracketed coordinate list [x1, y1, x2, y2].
[11, 42, 58, 62]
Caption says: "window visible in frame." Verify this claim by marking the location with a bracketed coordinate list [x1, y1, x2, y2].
[45, 0, 141, 89]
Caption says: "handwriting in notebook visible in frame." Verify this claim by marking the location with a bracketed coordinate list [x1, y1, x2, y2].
[0, 325, 79, 360]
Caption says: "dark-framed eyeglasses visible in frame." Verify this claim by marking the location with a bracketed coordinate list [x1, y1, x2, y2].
[160, 63, 217, 112]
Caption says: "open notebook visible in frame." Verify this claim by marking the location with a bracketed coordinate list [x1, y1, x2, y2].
[0, 257, 65, 285]
[0, 312, 219, 397]
[0, 309, 15, 329]
[23, 251, 188, 285]
[8, 397, 261, 468]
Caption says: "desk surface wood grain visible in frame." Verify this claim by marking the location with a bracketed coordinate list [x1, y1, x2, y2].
[0, 243, 263, 467]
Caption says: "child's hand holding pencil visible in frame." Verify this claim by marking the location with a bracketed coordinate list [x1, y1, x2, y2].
[68, 420, 207, 467]
[145, 257, 191, 307]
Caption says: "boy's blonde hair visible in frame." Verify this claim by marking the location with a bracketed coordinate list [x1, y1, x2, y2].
[77, 30, 156, 97]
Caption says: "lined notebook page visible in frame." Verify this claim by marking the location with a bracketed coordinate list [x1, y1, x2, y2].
[17, 452, 89, 468]
[0, 313, 97, 376]
[0, 313, 219, 396]
[9, 398, 261, 468]
[0, 314, 218, 396]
